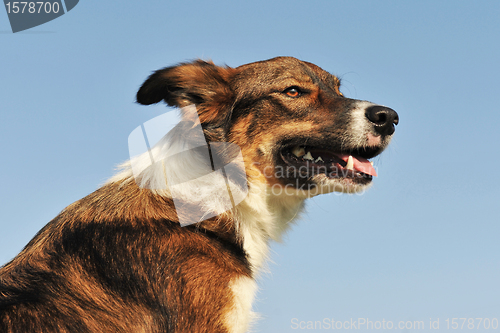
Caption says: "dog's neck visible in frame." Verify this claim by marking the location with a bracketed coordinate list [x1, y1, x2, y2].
[108, 156, 307, 275]
[234, 180, 306, 274]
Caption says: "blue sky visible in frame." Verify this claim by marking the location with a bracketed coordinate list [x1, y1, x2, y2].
[1, 1, 500, 331]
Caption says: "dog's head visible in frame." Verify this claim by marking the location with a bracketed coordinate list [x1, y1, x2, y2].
[136, 57, 398, 197]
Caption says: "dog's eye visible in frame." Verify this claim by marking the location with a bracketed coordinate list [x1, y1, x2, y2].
[283, 87, 302, 98]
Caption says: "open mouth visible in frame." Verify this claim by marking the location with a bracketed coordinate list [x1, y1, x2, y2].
[280, 144, 381, 182]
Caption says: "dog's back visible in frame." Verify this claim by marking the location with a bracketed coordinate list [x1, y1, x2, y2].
[0, 181, 251, 332]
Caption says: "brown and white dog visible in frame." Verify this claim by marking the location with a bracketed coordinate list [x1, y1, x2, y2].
[0, 57, 398, 333]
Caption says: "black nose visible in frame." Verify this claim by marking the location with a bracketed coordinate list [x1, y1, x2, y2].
[365, 105, 399, 136]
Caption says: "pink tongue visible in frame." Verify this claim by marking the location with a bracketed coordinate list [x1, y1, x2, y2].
[336, 154, 377, 177]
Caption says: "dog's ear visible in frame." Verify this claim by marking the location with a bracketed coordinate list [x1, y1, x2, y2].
[136, 60, 234, 109]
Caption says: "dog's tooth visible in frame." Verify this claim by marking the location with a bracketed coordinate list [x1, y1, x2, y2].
[346, 155, 354, 171]
[292, 146, 305, 157]
[370, 161, 374, 166]
[315, 156, 324, 163]
[303, 151, 314, 161]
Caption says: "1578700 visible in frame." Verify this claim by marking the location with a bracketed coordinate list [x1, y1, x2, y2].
[445, 318, 498, 330]
[5, 2, 61, 14]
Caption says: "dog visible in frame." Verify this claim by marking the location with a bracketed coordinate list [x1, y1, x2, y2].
[0, 57, 398, 333]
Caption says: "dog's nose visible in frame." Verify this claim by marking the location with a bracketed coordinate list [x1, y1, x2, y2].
[365, 105, 399, 136]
